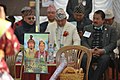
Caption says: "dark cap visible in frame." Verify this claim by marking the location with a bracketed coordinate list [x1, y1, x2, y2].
[27, 35, 35, 44]
[73, 4, 85, 14]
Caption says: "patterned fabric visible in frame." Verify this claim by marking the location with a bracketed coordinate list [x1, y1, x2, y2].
[47, 4, 56, 12]
[56, 26, 64, 48]
[66, 0, 92, 21]
[0, 20, 20, 80]
[92, 27, 103, 49]
[35, 51, 48, 61]
[0, 27, 20, 56]
[25, 48, 36, 59]
[73, 3, 85, 13]
[55, 8, 67, 20]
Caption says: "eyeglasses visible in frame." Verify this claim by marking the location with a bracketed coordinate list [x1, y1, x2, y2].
[27, 17, 35, 20]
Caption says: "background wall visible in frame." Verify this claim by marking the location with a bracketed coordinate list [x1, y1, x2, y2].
[0, 0, 47, 16]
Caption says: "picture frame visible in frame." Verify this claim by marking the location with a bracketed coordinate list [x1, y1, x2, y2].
[23, 33, 49, 73]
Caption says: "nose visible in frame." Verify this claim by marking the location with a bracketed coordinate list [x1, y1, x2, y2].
[58, 20, 63, 25]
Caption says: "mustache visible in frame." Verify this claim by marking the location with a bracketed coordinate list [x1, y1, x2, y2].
[93, 22, 98, 24]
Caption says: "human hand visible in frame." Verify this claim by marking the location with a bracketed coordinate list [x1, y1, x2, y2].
[92, 47, 104, 56]
[90, 48, 100, 56]
[96, 49, 104, 56]
[0, 6, 5, 19]
[90, 49, 98, 56]
[79, 31, 83, 38]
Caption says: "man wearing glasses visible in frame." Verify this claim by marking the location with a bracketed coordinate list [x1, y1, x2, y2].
[14, 7, 35, 45]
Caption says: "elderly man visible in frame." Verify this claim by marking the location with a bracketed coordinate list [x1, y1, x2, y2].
[39, 4, 56, 33]
[104, 9, 120, 72]
[14, 8, 35, 45]
[105, 9, 120, 48]
[46, 8, 80, 50]
[13, 6, 32, 30]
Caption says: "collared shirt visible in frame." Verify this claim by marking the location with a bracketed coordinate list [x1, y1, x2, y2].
[56, 26, 64, 48]
[94, 25, 103, 30]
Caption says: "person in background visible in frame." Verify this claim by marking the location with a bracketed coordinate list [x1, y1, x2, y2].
[54, 0, 68, 15]
[35, 40, 48, 61]
[46, 8, 80, 51]
[39, 4, 56, 33]
[0, 4, 20, 80]
[81, 10, 117, 80]
[6, 16, 15, 29]
[72, 4, 92, 37]
[104, 9, 120, 48]
[66, 0, 92, 21]
[13, 6, 32, 30]
[14, 8, 36, 45]
[104, 9, 120, 72]
[25, 35, 36, 59]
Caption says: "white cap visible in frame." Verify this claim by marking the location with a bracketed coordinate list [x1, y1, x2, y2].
[105, 9, 114, 19]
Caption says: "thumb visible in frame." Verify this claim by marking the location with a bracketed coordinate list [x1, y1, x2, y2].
[0, 6, 5, 19]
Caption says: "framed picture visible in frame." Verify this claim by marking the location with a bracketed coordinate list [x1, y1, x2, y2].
[24, 33, 49, 73]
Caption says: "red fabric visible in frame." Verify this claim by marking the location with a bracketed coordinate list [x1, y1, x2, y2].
[34, 51, 48, 58]
[0, 26, 20, 73]
[13, 20, 23, 30]
[0, 27, 20, 56]
[0, 59, 9, 73]
[16, 65, 56, 80]
[34, 51, 48, 61]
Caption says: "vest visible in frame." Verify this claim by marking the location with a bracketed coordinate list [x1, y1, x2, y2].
[92, 27, 103, 49]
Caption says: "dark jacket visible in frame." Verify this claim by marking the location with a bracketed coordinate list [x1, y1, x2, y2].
[39, 21, 48, 33]
[14, 21, 35, 45]
[74, 17, 92, 32]
[81, 24, 117, 54]
[66, 0, 92, 21]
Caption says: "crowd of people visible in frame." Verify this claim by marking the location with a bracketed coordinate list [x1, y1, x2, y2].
[0, 0, 120, 80]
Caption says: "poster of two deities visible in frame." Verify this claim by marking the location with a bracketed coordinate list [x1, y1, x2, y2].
[24, 33, 48, 73]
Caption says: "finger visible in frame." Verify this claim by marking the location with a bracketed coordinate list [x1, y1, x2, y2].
[0, 6, 5, 19]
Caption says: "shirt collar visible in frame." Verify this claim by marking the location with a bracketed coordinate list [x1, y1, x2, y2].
[94, 25, 103, 30]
